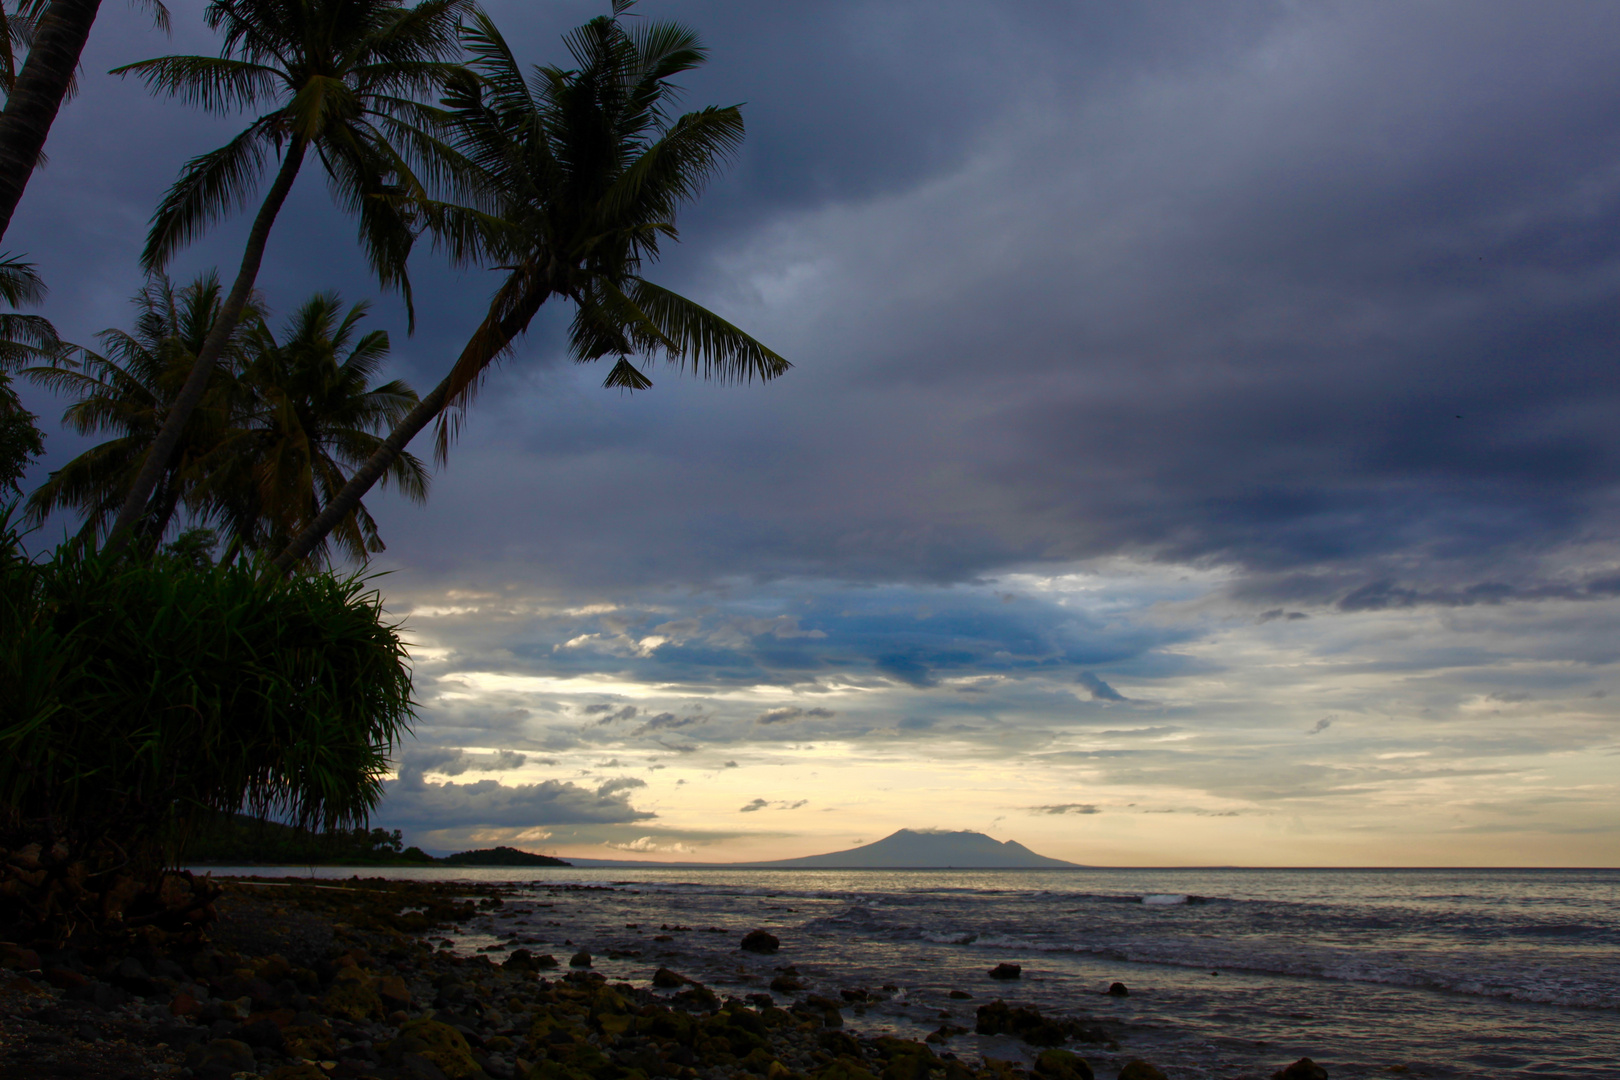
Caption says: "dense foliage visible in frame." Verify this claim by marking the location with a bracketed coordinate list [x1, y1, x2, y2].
[0, 518, 415, 863]
[186, 814, 435, 864]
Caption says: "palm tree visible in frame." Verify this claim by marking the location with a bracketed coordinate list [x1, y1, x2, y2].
[203, 291, 428, 564]
[104, 0, 470, 552]
[0, 0, 169, 243]
[272, 2, 790, 570]
[0, 253, 62, 490]
[26, 272, 256, 547]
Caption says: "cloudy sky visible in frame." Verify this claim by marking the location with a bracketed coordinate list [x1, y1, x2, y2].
[13, 0, 1620, 864]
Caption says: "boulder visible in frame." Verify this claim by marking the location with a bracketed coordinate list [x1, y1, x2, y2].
[988, 963, 1022, 980]
[741, 929, 781, 954]
[1117, 1062, 1168, 1080]
[948, 990, 973, 999]
[185, 1037, 256, 1080]
[1272, 1060, 1329, 1080]
[1107, 982, 1129, 997]
[392, 1017, 482, 1080]
[1033, 1048, 1095, 1080]
[569, 949, 592, 968]
[653, 967, 688, 988]
[770, 974, 803, 993]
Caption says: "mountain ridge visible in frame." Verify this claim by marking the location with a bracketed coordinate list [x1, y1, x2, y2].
[747, 828, 1077, 868]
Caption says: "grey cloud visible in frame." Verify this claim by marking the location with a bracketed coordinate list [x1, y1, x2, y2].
[1029, 803, 1100, 815]
[739, 799, 768, 813]
[1077, 672, 1126, 702]
[381, 774, 654, 830]
[757, 706, 837, 725]
[597, 776, 648, 797]
[632, 712, 705, 735]
[1307, 717, 1335, 735]
[401, 747, 528, 777]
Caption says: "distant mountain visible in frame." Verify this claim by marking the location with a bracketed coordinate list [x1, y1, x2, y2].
[751, 829, 1077, 868]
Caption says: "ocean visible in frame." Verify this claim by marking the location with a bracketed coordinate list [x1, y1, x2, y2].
[205, 866, 1620, 1079]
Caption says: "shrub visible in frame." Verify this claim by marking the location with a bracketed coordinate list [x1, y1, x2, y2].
[0, 513, 413, 940]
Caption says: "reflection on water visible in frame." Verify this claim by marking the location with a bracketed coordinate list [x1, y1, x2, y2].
[196, 866, 1620, 1079]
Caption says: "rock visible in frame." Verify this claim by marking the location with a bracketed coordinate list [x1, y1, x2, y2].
[265, 1065, 327, 1080]
[1033, 1048, 1095, 1080]
[1117, 1062, 1168, 1080]
[283, 1023, 336, 1061]
[0, 943, 40, 970]
[948, 990, 973, 999]
[975, 1001, 1070, 1047]
[1107, 982, 1129, 997]
[43, 966, 89, 989]
[169, 991, 201, 1017]
[988, 963, 1022, 980]
[1272, 1059, 1329, 1080]
[653, 967, 688, 988]
[232, 1017, 286, 1053]
[393, 1017, 482, 1079]
[320, 967, 383, 1021]
[185, 1037, 256, 1080]
[741, 929, 781, 954]
[569, 949, 592, 968]
[770, 974, 803, 993]
[377, 972, 412, 1010]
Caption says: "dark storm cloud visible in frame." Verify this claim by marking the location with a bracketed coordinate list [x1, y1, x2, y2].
[16, 1, 1620, 609]
[382, 771, 654, 830]
[1077, 672, 1127, 702]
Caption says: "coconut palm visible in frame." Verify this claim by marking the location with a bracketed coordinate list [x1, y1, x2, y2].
[104, 0, 470, 551]
[0, 0, 169, 242]
[26, 272, 257, 548]
[203, 291, 428, 564]
[272, 1, 790, 570]
[0, 253, 65, 491]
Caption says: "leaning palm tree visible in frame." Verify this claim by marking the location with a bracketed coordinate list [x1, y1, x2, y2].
[202, 291, 428, 564]
[103, 0, 470, 552]
[0, 0, 170, 242]
[26, 272, 256, 547]
[272, 1, 789, 570]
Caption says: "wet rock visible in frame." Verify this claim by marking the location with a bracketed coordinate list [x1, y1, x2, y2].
[185, 1037, 256, 1080]
[988, 963, 1022, 980]
[321, 967, 383, 1021]
[391, 1017, 482, 1079]
[377, 972, 411, 1010]
[653, 967, 689, 988]
[746, 992, 776, 1008]
[975, 1001, 1069, 1047]
[1272, 1059, 1329, 1080]
[265, 1065, 327, 1080]
[948, 990, 973, 999]
[232, 1017, 286, 1054]
[1117, 1062, 1168, 1080]
[1033, 1048, 1095, 1080]
[769, 974, 803, 993]
[569, 949, 592, 968]
[741, 929, 781, 954]
[1106, 982, 1129, 997]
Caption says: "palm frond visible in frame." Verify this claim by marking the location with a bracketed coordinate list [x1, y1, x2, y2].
[142, 118, 277, 271]
[624, 278, 790, 384]
[109, 54, 282, 114]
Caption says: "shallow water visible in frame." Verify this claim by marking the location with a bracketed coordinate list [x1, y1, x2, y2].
[199, 866, 1620, 1079]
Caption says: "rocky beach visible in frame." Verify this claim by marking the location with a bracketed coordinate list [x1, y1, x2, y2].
[0, 876, 1330, 1080]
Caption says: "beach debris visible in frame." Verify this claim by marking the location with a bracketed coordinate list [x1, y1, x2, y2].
[1273, 1059, 1329, 1080]
[741, 928, 782, 953]
[1117, 1060, 1168, 1080]
[988, 962, 1022, 980]
[1107, 982, 1129, 997]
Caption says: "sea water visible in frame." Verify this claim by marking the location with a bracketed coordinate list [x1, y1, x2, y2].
[205, 867, 1620, 1079]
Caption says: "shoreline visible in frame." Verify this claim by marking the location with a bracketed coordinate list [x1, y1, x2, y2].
[0, 876, 1325, 1080]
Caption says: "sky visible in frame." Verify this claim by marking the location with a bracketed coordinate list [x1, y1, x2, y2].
[10, 0, 1620, 865]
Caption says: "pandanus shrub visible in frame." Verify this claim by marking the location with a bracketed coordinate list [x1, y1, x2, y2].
[0, 512, 413, 941]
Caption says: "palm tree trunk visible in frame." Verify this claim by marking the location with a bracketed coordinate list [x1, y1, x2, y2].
[270, 294, 548, 573]
[0, 0, 104, 243]
[106, 138, 307, 555]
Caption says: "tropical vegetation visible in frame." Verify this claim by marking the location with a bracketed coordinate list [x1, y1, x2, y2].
[0, 0, 783, 933]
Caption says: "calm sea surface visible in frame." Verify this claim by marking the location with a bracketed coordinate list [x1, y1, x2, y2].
[199, 867, 1620, 1079]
